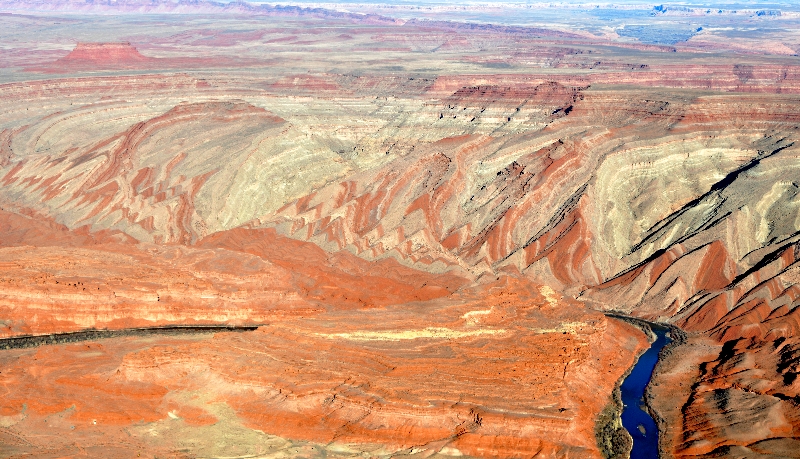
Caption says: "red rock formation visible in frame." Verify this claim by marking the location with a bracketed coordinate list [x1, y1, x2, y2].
[0, 207, 465, 338]
[28, 42, 263, 73]
[5, 74, 800, 456]
[0, 276, 648, 458]
[57, 42, 151, 67]
[3, 8, 800, 458]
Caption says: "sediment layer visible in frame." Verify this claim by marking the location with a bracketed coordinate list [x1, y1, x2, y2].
[3, 7, 800, 458]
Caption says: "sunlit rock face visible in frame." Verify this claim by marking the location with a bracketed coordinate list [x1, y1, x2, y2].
[3, 3, 800, 458]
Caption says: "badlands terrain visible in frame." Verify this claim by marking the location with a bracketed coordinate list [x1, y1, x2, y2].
[2, 1, 800, 457]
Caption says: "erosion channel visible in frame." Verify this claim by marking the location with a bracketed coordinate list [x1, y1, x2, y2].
[621, 324, 672, 458]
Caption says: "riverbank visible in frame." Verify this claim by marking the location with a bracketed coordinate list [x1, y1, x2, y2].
[599, 313, 687, 459]
[595, 379, 633, 459]
[645, 323, 688, 459]
[596, 315, 654, 458]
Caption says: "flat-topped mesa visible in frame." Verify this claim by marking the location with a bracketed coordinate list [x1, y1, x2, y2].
[57, 42, 152, 67]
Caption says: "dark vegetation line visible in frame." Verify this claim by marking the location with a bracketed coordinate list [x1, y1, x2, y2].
[0, 325, 262, 350]
[731, 235, 800, 285]
[612, 139, 795, 282]
[628, 140, 794, 257]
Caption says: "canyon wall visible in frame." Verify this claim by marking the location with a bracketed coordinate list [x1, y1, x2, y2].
[2, 6, 800, 458]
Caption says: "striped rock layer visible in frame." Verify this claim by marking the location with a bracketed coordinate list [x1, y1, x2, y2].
[4, 11, 800, 458]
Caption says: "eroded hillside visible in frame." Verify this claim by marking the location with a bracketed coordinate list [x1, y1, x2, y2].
[3, 4, 800, 458]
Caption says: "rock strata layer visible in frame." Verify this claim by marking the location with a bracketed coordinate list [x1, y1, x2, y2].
[3, 7, 800, 458]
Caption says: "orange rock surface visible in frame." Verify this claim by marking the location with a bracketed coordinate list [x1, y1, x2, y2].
[0, 276, 647, 458]
[0, 209, 464, 338]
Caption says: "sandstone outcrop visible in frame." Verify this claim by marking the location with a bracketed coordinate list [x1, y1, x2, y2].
[56, 42, 152, 68]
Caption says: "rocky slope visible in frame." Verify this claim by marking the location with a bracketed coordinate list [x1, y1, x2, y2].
[3, 6, 800, 459]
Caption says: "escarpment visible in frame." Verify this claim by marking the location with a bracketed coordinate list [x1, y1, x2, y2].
[56, 42, 152, 68]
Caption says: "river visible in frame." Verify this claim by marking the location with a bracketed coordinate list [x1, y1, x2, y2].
[620, 326, 671, 458]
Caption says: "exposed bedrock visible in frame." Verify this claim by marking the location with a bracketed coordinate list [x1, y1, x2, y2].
[0, 233, 647, 457]
[0, 208, 465, 338]
[258, 85, 800, 457]
[4, 73, 800, 457]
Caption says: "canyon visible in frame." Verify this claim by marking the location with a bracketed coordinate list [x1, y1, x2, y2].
[2, 1, 800, 458]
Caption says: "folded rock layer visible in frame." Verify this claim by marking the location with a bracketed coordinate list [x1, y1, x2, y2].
[3, 8, 800, 458]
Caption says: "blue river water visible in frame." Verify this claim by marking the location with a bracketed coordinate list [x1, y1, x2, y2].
[620, 327, 671, 459]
